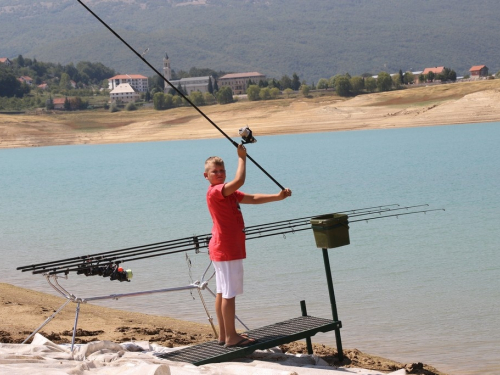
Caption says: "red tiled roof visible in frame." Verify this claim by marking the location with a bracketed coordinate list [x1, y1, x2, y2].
[469, 65, 487, 72]
[109, 74, 147, 79]
[219, 72, 265, 79]
[422, 67, 445, 75]
[0, 57, 10, 63]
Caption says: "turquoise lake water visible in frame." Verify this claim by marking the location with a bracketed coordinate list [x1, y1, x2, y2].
[1, 122, 499, 374]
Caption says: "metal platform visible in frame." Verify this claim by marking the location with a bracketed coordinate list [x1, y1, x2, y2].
[159, 315, 341, 365]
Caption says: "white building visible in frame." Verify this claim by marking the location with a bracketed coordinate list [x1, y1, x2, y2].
[108, 74, 148, 93]
[167, 76, 214, 95]
[110, 83, 139, 103]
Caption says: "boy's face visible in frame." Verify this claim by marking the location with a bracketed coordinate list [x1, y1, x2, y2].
[204, 162, 226, 185]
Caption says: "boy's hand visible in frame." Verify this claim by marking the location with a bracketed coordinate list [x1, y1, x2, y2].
[237, 144, 247, 159]
[280, 188, 292, 200]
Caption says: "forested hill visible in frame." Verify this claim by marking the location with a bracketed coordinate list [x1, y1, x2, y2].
[1, 0, 499, 82]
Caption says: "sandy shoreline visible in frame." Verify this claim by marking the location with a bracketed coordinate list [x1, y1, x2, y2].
[1, 80, 500, 149]
[0, 283, 444, 374]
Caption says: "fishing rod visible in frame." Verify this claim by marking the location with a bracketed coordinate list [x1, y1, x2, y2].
[75, 0, 284, 190]
[17, 203, 400, 273]
[17, 204, 444, 279]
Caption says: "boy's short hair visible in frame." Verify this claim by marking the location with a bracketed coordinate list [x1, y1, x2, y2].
[205, 156, 224, 172]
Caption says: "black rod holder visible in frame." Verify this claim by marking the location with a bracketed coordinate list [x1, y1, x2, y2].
[322, 248, 344, 362]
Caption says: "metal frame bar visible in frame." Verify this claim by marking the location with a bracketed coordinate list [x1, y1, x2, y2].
[22, 261, 239, 351]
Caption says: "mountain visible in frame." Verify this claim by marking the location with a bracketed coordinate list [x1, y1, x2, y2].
[1, 0, 499, 82]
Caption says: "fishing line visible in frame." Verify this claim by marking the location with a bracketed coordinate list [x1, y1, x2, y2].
[76, 0, 284, 190]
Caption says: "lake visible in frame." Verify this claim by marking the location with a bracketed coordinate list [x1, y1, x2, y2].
[1, 122, 499, 374]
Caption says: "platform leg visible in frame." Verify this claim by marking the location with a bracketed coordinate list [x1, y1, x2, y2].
[71, 301, 81, 352]
[322, 248, 344, 362]
[300, 300, 314, 354]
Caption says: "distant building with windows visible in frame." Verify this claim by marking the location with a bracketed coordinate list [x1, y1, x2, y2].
[168, 76, 214, 95]
[218, 72, 266, 95]
[110, 83, 139, 103]
[162, 52, 214, 95]
[108, 74, 148, 92]
[469, 65, 489, 79]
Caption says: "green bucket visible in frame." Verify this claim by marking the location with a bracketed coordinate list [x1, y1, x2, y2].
[310, 213, 350, 249]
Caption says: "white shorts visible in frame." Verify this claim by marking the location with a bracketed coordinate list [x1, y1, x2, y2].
[213, 259, 244, 299]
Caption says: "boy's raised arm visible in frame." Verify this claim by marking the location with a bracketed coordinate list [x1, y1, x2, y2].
[240, 188, 292, 204]
[222, 144, 247, 197]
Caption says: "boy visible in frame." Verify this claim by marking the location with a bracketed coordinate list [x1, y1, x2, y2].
[204, 144, 292, 347]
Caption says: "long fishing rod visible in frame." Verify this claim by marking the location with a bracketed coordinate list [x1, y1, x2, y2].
[17, 203, 399, 273]
[18, 204, 444, 278]
[75, 0, 284, 190]
[20, 205, 431, 275]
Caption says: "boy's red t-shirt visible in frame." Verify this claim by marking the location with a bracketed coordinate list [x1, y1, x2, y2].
[206, 183, 246, 261]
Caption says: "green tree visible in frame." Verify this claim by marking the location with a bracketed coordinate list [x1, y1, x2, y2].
[153, 92, 165, 110]
[335, 76, 352, 97]
[329, 74, 343, 89]
[60, 73, 72, 91]
[125, 102, 137, 111]
[69, 96, 86, 110]
[204, 92, 216, 105]
[64, 96, 71, 110]
[246, 85, 260, 101]
[208, 78, 214, 94]
[392, 74, 401, 89]
[46, 96, 54, 110]
[189, 91, 205, 106]
[216, 86, 233, 104]
[280, 75, 292, 90]
[291, 73, 300, 90]
[426, 71, 435, 82]
[0, 67, 23, 97]
[350, 76, 364, 95]
[364, 77, 377, 92]
[164, 93, 174, 109]
[300, 85, 310, 97]
[172, 95, 182, 107]
[403, 72, 415, 84]
[283, 88, 293, 98]
[16, 54, 25, 67]
[377, 72, 392, 92]
[316, 78, 328, 90]
[270, 87, 280, 99]
[259, 87, 271, 100]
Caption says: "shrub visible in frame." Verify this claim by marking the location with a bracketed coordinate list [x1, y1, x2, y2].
[125, 102, 137, 111]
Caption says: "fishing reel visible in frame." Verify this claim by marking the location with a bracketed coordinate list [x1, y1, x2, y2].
[77, 262, 133, 282]
[238, 126, 257, 144]
[110, 266, 133, 282]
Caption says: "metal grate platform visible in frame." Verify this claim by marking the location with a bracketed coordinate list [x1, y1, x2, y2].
[159, 315, 341, 365]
